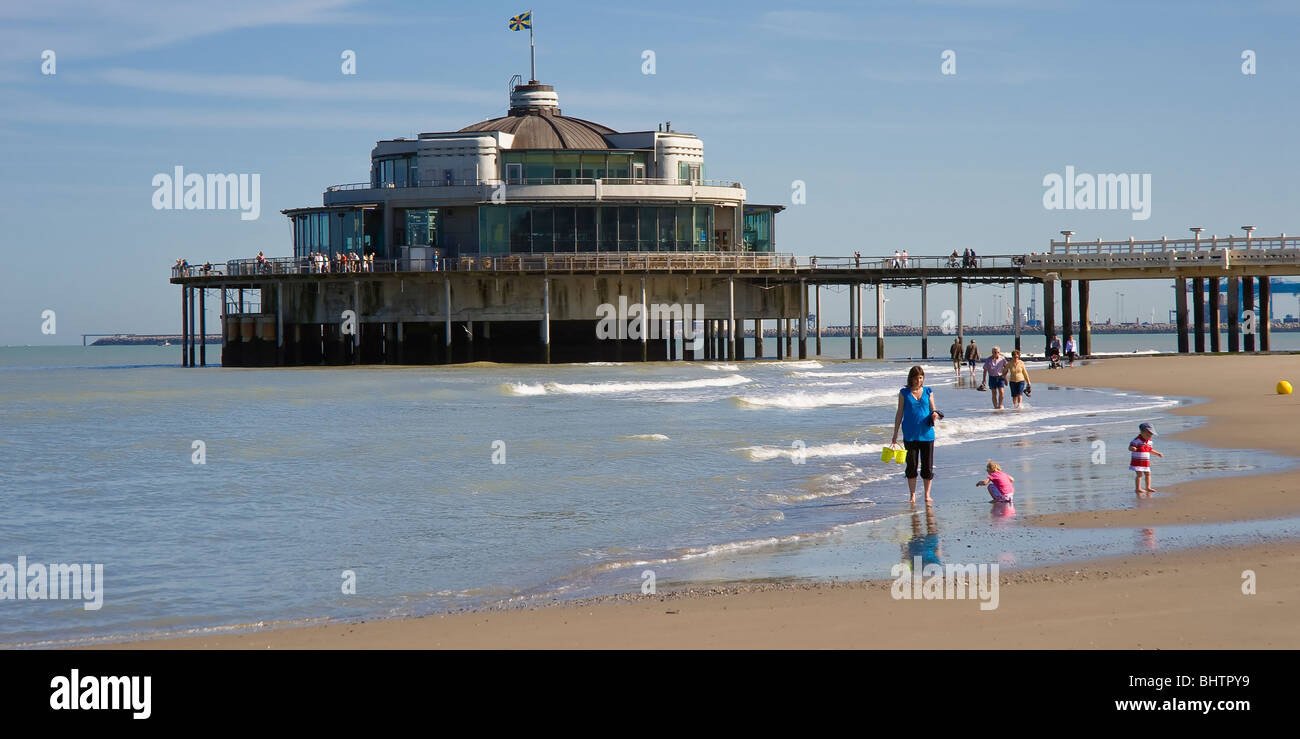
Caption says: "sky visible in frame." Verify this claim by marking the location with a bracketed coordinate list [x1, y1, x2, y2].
[3, 0, 1298, 345]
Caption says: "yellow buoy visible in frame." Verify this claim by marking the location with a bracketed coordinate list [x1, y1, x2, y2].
[1278, 380, 1293, 395]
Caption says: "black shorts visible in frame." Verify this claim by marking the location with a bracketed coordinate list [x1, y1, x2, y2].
[903, 440, 934, 480]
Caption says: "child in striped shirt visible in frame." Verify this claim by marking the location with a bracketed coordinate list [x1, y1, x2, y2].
[1129, 423, 1164, 494]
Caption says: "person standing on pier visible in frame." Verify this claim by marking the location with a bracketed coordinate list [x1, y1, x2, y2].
[892, 366, 937, 505]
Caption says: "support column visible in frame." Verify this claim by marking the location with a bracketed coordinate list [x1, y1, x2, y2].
[957, 279, 965, 348]
[1013, 278, 1022, 353]
[355, 280, 363, 364]
[1175, 277, 1190, 354]
[1209, 278, 1222, 352]
[1242, 276, 1256, 352]
[220, 287, 227, 362]
[1078, 280, 1091, 356]
[1061, 279, 1073, 349]
[1043, 280, 1056, 355]
[1259, 277, 1271, 351]
[669, 316, 677, 360]
[875, 282, 884, 360]
[848, 285, 857, 359]
[735, 319, 744, 361]
[1227, 276, 1240, 352]
[188, 286, 196, 368]
[541, 277, 550, 364]
[728, 278, 736, 362]
[855, 283, 864, 359]
[754, 318, 763, 359]
[198, 288, 207, 366]
[397, 321, 405, 364]
[814, 285, 822, 356]
[776, 318, 785, 360]
[920, 278, 928, 359]
[181, 286, 189, 367]
[238, 288, 244, 313]
[1192, 278, 1206, 352]
[798, 279, 807, 359]
[275, 282, 285, 365]
[704, 321, 712, 360]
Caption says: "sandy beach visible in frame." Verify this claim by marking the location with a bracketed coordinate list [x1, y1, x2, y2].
[108, 354, 1300, 650]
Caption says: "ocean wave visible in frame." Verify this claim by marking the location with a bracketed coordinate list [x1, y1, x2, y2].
[703, 363, 739, 371]
[621, 433, 671, 441]
[501, 374, 753, 396]
[732, 387, 897, 409]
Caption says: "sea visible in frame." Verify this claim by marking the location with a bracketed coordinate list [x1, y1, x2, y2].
[2, 337, 1298, 647]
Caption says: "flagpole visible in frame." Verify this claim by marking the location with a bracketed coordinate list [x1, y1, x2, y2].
[529, 15, 536, 81]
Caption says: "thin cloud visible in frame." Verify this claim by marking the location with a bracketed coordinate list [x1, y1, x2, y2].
[0, 0, 366, 62]
[92, 68, 498, 105]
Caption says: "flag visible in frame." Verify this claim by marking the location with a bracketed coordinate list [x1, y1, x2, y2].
[509, 11, 531, 31]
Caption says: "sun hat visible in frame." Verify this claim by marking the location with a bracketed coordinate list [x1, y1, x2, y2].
[1139, 423, 1157, 436]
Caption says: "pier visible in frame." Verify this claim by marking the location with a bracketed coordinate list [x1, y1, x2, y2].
[169, 232, 1300, 366]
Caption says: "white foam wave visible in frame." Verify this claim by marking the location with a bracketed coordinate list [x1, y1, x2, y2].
[733, 387, 897, 409]
[703, 363, 739, 371]
[622, 433, 670, 441]
[503, 374, 753, 396]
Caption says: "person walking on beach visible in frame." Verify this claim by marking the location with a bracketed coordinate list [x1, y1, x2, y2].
[949, 337, 964, 379]
[1064, 336, 1077, 367]
[1004, 349, 1031, 408]
[976, 460, 1014, 502]
[891, 365, 938, 504]
[1129, 423, 1163, 494]
[981, 346, 1008, 409]
[964, 339, 980, 381]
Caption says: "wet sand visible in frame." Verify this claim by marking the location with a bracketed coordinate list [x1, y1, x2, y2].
[105, 354, 1300, 649]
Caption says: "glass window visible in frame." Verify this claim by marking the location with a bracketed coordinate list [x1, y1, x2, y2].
[552, 206, 575, 251]
[525, 152, 553, 182]
[404, 209, 438, 248]
[676, 207, 692, 250]
[619, 206, 638, 251]
[479, 206, 509, 254]
[658, 207, 675, 251]
[598, 207, 618, 251]
[553, 152, 580, 182]
[607, 153, 631, 180]
[638, 207, 656, 251]
[576, 207, 596, 252]
[509, 206, 531, 252]
[694, 206, 712, 250]
[743, 208, 772, 252]
[530, 206, 553, 252]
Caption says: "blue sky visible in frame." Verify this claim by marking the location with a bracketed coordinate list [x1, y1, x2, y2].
[3, 0, 1298, 345]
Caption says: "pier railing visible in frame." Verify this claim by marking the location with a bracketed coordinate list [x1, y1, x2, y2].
[202, 252, 1030, 278]
[325, 177, 743, 192]
[1047, 234, 1299, 254]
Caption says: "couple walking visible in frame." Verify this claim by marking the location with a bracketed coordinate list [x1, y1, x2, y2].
[979, 346, 1032, 409]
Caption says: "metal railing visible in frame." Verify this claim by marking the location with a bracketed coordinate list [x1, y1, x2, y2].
[1048, 234, 1300, 254]
[171, 265, 226, 278]
[324, 177, 742, 192]
[190, 252, 1038, 279]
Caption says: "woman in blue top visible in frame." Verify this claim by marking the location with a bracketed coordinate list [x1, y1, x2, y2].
[891, 365, 937, 503]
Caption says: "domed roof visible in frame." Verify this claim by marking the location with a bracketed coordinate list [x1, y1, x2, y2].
[458, 82, 617, 150]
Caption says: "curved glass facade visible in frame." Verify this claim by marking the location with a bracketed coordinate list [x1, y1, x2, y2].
[477, 204, 712, 254]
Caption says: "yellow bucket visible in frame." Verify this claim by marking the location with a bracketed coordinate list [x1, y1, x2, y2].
[893, 446, 908, 464]
[880, 446, 895, 463]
